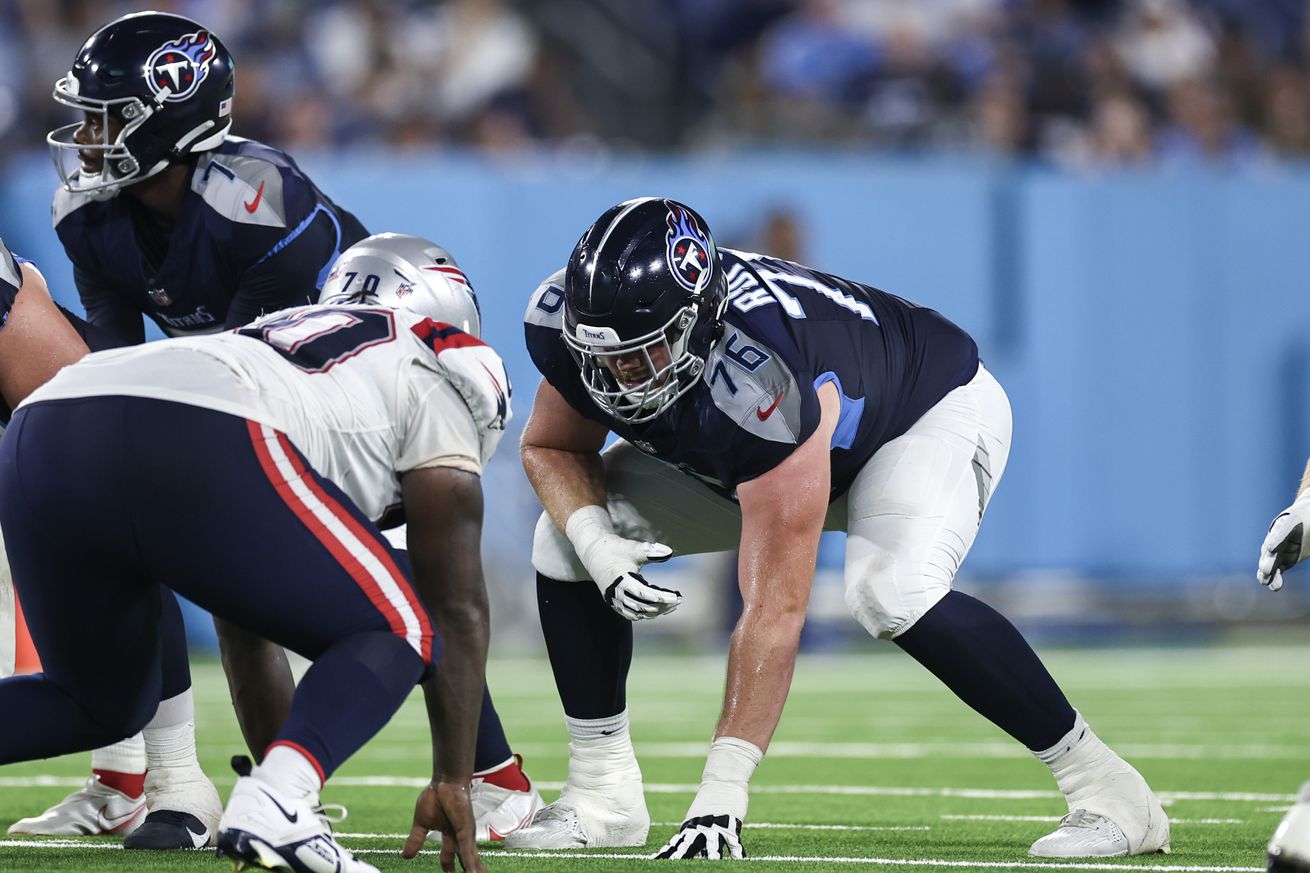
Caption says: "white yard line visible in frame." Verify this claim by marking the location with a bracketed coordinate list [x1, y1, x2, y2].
[487, 741, 1310, 760]
[941, 815, 1244, 825]
[0, 840, 1260, 871]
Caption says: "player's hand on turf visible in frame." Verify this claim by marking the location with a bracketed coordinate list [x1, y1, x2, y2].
[1258, 501, 1310, 591]
[604, 570, 682, 621]
[403, 779, 485, 872]
[654, 814, 745, 860]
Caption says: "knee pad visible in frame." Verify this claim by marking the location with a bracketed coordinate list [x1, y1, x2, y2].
[531, 512, 590, 582]
[844, 546, 946, 639]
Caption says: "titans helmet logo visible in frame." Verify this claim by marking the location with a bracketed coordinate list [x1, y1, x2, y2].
[665, 203, 713, 293]
[145, 30, 217, 102]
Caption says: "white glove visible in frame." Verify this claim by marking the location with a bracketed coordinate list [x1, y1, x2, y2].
[654, 814, 745, 860]
[1258, 496, 1310, 591]
[565, 505, 679, 621]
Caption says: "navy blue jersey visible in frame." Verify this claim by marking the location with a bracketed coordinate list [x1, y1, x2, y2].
[0, 240, 26, 333]
[525, 249, 980, 500]
[53, 136, 369, 345]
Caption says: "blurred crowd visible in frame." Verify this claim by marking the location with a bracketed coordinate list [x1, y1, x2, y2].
[1, 0, 1308, 168]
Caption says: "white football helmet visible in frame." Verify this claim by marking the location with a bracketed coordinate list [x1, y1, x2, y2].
[319, 233, 481, 336]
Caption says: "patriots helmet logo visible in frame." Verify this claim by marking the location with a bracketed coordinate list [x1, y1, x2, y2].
[145, 30, 217, 102]
[665, 202, 713, 293]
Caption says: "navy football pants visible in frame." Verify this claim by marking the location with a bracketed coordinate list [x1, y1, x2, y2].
[0, 396, 434, 780]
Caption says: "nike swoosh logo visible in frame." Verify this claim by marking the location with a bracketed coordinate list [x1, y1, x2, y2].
[756, 389, 784, 421]
[258, 788, 299, 823]
[97, 803, 143, 832]
[243, 181, 266, 213]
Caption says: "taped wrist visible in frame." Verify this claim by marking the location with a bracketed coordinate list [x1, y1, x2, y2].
[685, 736, 763, 821]
[565, 504, 622, 584]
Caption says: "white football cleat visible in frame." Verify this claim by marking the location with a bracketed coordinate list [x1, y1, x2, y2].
[1268, 781, 1310, 873]
[502, 802, 590, 849]
[7, 774, 146, 836]
[124, 764, 224, 850]
[428, 754, 544, 843]
[1029, 773, 1171, 858]
[216, 775, 377, 873]
[504, 777, 648, 849]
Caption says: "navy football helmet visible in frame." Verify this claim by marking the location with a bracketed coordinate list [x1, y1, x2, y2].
[48, 12, 236, 199]
[563, 197, 728, 424]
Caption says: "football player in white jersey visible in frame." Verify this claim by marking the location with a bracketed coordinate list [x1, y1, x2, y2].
[1257, 458, 1310, 873]
[0, 233, 512, 872]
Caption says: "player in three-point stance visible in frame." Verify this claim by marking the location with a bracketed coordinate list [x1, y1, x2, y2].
[513, 197, 1172, 860]
[0, 232, 513, 873]
[1257, 458, 1310, 873]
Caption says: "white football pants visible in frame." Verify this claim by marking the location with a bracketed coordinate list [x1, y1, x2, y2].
[532, 363, 1012, 639]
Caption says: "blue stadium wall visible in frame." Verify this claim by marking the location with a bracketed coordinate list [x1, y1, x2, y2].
[3, 151, 1306, 591]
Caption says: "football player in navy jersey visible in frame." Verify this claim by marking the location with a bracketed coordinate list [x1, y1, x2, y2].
[515, 198, 1171, 860]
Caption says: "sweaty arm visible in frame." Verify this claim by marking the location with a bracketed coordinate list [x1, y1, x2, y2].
[520, 378, 610, 528]
[656, 382, 840, 859]
[719, 380, 838, 749]
[0, 263, 90, 409]
[520, 379, 678, 618]
[399, 464, 488, 871]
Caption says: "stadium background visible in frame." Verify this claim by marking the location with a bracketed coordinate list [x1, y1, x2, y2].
[1, 0, 1308, 652]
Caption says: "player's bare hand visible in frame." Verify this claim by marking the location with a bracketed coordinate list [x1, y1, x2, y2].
[403, 780, 486, 871]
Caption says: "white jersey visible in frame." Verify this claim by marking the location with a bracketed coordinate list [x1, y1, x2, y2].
[22, 305, 511, 523]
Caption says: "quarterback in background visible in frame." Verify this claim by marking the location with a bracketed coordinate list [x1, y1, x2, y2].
[515, 197, 1171, 860]
[0, 232, 512, 873]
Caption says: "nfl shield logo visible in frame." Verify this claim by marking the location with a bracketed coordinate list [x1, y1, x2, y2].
[149, 287, 172, 306]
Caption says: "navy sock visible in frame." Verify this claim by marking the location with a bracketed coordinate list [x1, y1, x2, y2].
[536, 572, 632, 719]
[894, 591, 1076, 751]
[275, 630, 424, 779]
[473, 687, 513, 772]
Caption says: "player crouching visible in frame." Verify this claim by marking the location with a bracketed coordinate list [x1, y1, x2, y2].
[0, 232, 532, 872]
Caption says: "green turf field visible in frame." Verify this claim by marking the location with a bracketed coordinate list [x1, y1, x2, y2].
[0, 644, 1304, 872]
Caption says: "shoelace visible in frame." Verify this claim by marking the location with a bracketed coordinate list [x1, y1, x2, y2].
[314, 803, 349, 830]
[1060, 810, 1102, 829]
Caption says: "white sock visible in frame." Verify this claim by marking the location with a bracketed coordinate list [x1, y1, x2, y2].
[1035, 710, 1133, 809]
[257, 745, 322, 800]
[563, 710, 641, 791]
[92, 734, 146, 775]
[144, 688, 201, 771]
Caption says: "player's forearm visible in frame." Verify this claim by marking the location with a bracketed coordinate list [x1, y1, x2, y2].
[717, 499, 826, 748]
[422, 594, 489, 783]
[521, 443, 608, 531]
[717, 607, 805, 750]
